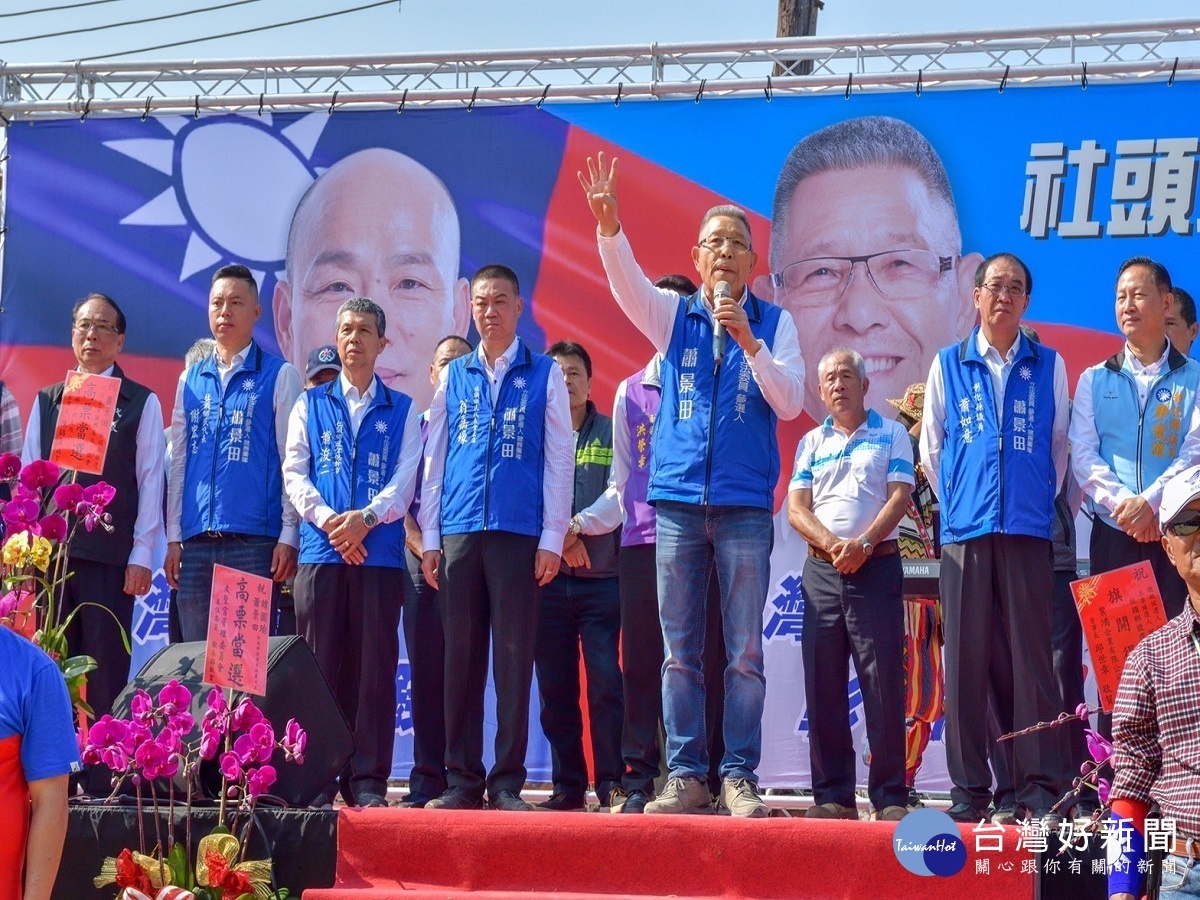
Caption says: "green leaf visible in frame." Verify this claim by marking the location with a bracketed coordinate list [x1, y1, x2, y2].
[168, 841, 191, 887]
[61, 655, 97, 678]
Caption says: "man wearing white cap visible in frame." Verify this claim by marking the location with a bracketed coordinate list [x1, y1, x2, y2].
[1108, 465, 1200, 900]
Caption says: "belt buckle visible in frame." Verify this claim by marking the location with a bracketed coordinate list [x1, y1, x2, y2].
[205, 530, 225, 540]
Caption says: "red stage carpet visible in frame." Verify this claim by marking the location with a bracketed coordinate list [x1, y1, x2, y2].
[303, 809, 1034, 899]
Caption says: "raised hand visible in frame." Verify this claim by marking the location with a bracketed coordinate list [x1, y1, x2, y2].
[577, 152, 620, 237]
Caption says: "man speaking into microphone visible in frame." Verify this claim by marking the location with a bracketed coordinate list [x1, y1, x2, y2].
[580, 153, 805, 816]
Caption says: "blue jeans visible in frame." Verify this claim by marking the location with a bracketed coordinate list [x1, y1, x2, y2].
[655, 501, 771, 783]
[176, 534, 278, 643]
[1162, 855, 1200, 896]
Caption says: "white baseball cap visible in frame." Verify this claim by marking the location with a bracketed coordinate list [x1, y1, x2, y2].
[1158, 465, 1200, 530]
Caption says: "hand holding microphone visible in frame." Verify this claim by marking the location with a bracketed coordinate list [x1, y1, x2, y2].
[712, 280, 730, 365]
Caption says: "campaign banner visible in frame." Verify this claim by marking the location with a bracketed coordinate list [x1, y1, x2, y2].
[1071, 561, 1168, 711]
[48, 370, 121, 474]
[3, 79, 1193, 785]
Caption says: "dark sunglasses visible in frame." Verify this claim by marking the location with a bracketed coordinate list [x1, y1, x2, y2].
[1167, 518, 1200, 537]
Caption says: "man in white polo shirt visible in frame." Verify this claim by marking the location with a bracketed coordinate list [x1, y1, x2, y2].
[788, 348, 913, 822]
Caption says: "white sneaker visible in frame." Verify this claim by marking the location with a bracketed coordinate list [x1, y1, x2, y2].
[721, 777, 769, 818]
[644, 776, 712, 814]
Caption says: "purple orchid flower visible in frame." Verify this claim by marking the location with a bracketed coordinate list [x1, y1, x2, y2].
[0, 452, 21, 483]
[53, 482, 84, 510]
[246, 765, 277, 800]
[233, 721, 275, 765]
[37, 514, 68, 542]
[19, 459, 60, 491]
[219, 751, 243, 781]
[281, 718, 307, 764]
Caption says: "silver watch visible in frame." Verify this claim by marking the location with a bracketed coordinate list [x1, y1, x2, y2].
[859, 535, 874, 556]
[362, 508, 378, 529]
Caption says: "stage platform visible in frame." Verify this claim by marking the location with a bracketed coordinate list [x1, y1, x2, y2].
[303, 808, 1036, 899]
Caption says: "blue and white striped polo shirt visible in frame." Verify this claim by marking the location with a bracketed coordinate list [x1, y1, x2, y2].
[789, 409, 915, 541]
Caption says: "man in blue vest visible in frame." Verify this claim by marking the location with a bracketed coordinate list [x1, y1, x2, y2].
[283, 297, 421, 808]
[166, 264, 302, 642]
[580, 153, 805, 817]
[534, 340, 625, 811]
[420, 264, 574, 811]
[920, 252, 1071, 824]
[23, 291, 165, 795]
[1071, 257, 1200, 622]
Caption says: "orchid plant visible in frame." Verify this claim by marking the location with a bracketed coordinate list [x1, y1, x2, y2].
[0, 452, 124, 716]
[87, 680, 307, 900]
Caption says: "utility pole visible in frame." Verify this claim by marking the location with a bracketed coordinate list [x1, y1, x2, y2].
[775, 0, 823, 76]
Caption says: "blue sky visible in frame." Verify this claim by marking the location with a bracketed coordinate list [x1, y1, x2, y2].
[1, 0, 1196, 64]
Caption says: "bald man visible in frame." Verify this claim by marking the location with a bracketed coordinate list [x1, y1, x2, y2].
[274, 148, 472, 410]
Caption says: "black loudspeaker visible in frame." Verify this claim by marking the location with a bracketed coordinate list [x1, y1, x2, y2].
[112, 636, 353, 807]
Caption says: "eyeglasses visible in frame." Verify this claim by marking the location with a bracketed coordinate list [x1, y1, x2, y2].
[980, 282, 1028, 300]
[769, 249, 955, 309]
[72, 319, 121, 337]
[697, 236, 751, 254]
[1168, 518, 1200, 537]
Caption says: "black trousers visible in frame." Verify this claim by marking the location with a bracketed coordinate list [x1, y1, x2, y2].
[941, 534, 1066, 811]
[63, 558, 133, 795]
[440, 530, 539, 799]
[618, 543, 726, 795]
[403, 548, 447, 799]
[535, 573, 624, 801]
[294, 562, 403, 801]
[801, 553, 907, 811]
[1090, 518, 1188, 620]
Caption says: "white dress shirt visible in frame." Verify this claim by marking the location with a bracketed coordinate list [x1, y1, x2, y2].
[165, 341, 302, 546]
[596, 227, 805, 421]
[419, 338, 575, 556]
[921, 329, 1070, 501]
[22, 363, 166, 570]
[282, 372, 423, 530]
[1070, 342, 1200, 514]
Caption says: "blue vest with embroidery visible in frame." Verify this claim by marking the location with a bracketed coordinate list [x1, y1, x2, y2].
[299, 377, 412, 567]
[650, 291, 783, 509]
[1088, 348, 1200, 527]
[938, 329, 1059, 544]
[181, 342, 286, 541]
[441, 342, 552, 537]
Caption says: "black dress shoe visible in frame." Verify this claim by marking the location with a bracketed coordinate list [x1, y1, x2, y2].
[308, 791, 335, 810]
[535, 790, 586, 811]
[489, 790, 534, 811]
[619, 789, 650, 814]
[396, 792, 434, 808]
[356, 792, 390, 808]
[426, 787, 484, 810]
[946, 802, 990, 823]
[1033, 807, 1065, 829]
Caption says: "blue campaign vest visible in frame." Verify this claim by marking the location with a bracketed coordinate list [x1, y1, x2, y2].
[938, 329, 1059, 544]
[650, 290, 783, 510]
[440, 342, 552, 537]
[180, 342, 286, 540]
[298, 376, 412, 567]
[1087, 347, 1200, 527]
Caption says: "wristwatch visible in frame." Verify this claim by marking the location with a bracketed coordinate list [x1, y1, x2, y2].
[569, 516, 583, 535]
[859, 534, 874, 556]
[362, 508, 378, 530]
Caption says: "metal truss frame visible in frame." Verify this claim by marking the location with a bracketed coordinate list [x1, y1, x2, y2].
[1, 17, 1200, 120]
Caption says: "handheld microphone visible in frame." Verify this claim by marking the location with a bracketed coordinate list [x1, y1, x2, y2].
[713, 280, 730, 364]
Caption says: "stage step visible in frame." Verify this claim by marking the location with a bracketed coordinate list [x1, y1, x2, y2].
[302, 808, 1034, 899]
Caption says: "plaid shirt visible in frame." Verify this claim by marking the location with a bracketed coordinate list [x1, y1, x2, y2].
[1111, 600, 1200, 840]
[0, 384, 20, 457]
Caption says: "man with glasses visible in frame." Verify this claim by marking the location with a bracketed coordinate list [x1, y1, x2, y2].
[22, 292, 165, 793]
[1108, 466, 1200, 900]
[579, 153, 805, 816]
[759, 115, 982, 419]
[1070, 257, 1200, 622]
[920, 253, 1070, 824]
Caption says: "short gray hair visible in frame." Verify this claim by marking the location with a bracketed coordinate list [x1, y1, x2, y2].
[699, 204, 753, 248]
[184, 337, 216, 368]
[769, 116, 958, 271]
[337, 297, 386, 338]
[818, 348, 867, 382]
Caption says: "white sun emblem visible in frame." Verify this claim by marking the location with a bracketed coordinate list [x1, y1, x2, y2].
[374, 421, 388, 435]
[241, 378, 255, 392]
[513, 376, 527, 390]
[1018, 366, 1032, 381]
